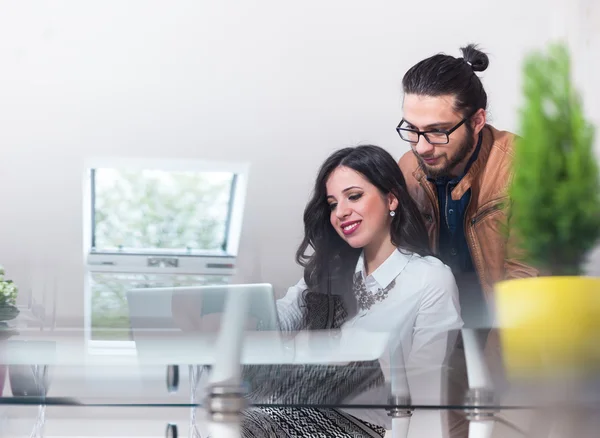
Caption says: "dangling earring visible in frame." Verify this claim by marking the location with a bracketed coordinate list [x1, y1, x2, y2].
[389, 210, 396, 217]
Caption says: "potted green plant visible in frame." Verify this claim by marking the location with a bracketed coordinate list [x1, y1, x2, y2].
[494, 42, 600, 378]
[0, 265, 19, 396]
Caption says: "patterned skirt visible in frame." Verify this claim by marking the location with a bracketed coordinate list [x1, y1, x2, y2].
[240, 407, 387, 437]
[236, 361, 388, 438]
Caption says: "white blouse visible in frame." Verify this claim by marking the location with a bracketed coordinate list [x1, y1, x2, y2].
[276, 248, 463, 432]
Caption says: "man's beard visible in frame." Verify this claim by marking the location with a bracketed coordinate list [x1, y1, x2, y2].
[414, 129, 474, 179]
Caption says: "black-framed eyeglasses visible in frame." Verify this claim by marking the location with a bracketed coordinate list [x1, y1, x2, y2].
[396, 117, 468, 145]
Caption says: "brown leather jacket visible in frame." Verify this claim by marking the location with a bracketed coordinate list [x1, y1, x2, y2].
[398, 124, 538, 303]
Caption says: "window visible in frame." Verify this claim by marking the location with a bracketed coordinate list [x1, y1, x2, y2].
[92, 168, 235, 254]
[84, 158, 249, 344]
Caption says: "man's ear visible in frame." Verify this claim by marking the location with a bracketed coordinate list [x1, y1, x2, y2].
[471, 108, 487, 135]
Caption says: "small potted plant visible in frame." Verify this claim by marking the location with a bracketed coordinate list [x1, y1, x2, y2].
[0, 265, 19, 396]
[494, 42, 600, 378]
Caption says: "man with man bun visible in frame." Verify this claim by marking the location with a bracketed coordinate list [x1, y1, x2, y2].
[397, 44, 537, 327]
[396, 44, 538, 436]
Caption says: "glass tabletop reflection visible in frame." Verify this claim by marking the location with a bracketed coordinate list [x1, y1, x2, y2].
[1, 328, 599, 411]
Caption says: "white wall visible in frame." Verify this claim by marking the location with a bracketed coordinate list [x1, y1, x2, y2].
[573, 1, 600, 117]
[0, 0, 586, 324]
[570, 0, 600, 274]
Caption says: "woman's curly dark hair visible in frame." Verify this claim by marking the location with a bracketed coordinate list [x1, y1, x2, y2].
[295, 145, 433, 330]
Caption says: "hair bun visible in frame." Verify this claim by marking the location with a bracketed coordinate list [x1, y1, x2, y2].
[460, 43, 489, 72]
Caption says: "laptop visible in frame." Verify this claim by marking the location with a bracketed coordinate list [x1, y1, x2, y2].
[126, 283, 391, 365]
[126, 283, 280, 333]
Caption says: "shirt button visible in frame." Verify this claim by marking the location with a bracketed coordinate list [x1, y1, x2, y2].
[451, 248, 457, 256]
[448, 209, 454, 215]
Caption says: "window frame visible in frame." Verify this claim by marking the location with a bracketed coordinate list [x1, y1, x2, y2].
[84, 157, 249, 275]
[83, 157, 249, 351]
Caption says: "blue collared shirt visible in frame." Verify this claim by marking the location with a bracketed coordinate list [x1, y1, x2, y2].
[428, 133, 483, 275]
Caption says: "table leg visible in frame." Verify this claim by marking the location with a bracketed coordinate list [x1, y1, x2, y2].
[189, 365, 203, 438]
[204, 289, 250, 438]
[461, 328, 497, 438]
[387, 395, 412, 438]
[468, 420, 495, 438]
[29, 364, 49, 438]
[464, 389, 496, 438]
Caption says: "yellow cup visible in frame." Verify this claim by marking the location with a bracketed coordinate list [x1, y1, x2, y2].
[494, 276, 600, 378]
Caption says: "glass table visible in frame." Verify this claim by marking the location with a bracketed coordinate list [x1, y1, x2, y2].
[1, 328, 599, 438]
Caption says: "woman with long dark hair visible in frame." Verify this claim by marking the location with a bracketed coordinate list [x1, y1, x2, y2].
[238, 145, 463, 437]
[293, 144, 436, 328]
